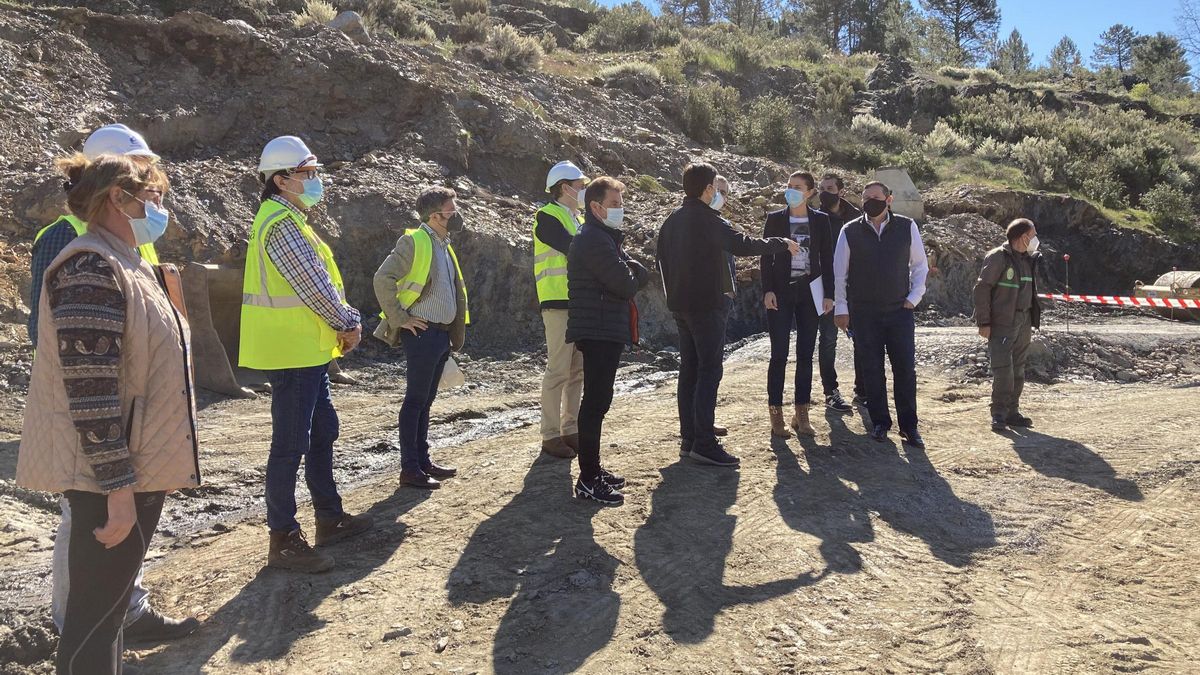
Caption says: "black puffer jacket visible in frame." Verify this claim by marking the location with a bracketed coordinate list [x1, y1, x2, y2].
[566, 213, 650, 345]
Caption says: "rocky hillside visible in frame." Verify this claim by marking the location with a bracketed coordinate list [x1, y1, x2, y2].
[0, 0, 1198, 355]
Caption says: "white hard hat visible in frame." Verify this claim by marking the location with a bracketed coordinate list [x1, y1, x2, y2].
[258, 136, 322, 177]
[545, 160, 588, 193]
[82, 124, 159, 161]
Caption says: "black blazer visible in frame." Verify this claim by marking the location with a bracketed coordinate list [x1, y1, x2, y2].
[759, 207, 834, 300]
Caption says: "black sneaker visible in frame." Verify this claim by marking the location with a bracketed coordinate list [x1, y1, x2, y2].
[688, 443, 740, 467]
[870, 424, 888, 443]
[574, 476, 624, 505]
[599, 468, 626, 490]
[679, 439, 693, 458]
[1006, 412, 1033, 428]
[852, 392, 867, 407]
[825, 390, 853, 414]
[123, 607, 201, 645]
[991, 413, 1008, 433]
[899, 428, 926, 450]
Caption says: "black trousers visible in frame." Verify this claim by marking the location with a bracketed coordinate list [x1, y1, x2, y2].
[576, 339, 625, 482]
[58, 490, 165, 675]
[673, 306, 729, 450]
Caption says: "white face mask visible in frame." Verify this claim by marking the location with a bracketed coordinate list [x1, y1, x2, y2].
[602, 206, 625, 229]
[709, 189, 725, 211]
[1026, 235, 1040, 253]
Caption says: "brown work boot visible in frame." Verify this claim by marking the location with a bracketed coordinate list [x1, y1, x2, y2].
[541, 437, 576, 459]
[315, 512, 373, 547]
[562, 433, 580, 452]
[268, 529, 334, 573]
[769, 406, 792, 439]
[791, 403, 816, 437]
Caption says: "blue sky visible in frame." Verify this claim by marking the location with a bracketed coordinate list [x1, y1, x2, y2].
[999, 0, 1182, 65]
[598, 0, 1187, 66]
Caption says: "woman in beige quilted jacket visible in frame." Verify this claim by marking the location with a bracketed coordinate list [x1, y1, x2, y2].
[16, 153, 200, 675]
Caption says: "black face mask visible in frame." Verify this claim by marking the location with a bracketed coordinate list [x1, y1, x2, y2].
[446, 212, 465, 232]
[818, 191, 839, 210]
[863, 198, 888, 218]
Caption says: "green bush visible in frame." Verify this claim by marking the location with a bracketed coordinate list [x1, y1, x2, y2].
[850, 114, 912, 152]
[974, 137, 1011, 161]
[449, 0, 488, 18]
[683, 82, 741, 145]
[294, 0, 335, 26]
[813, 71, 859, 123]
[739, 95, 802, 159]
[924, 120, 972, 156]
[632, 175, 667, 194]
[598, 61, 661, 81]
[1080, 171, 1126, 208]
[1011, 136, 1068, 188]
[939, 66, 971, 80]
[540, 30, 558, 53]
[1142, 183, 1192, 228]
[364, 0, 436, 41]
[900, 147, 937, 185]
[727, 41, 764, 73]
[488, 23, 543, 71]
[454, 11, 490, 43]
[581, 2, 680, 52]
[969, 68, 1003, 84]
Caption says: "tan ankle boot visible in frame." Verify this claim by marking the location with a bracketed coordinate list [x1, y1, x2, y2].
[791, 403, 816, 437]
[769, 406, 792, 439]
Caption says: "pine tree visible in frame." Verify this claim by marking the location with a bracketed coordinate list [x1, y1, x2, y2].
[1047, 36, 1082, 76]
[1091, 23, 1137, 71]
[990, 28, 1032, 75]
[1132, 32, 1192, 94]
[920, 0, 1000, 65]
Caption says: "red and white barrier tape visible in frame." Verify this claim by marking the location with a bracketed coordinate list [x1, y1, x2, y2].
[1038, 293, 1200, 309]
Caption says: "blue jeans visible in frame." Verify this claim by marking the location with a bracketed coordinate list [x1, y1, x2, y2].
[767, 284, 820, 406]
[673, 307, 728, 450]
[851, 306, 918, 432]
[399, 327, 451, 474]
[265, 363, 344, 532]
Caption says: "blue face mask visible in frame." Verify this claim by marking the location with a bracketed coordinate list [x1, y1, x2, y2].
[122, 191, 170, 246]
[284, 175, 324, 208]
[784, 188, 805, 208]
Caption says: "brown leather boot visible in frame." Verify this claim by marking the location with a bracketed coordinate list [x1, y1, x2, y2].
[541, 437, 576, 459]
[268, 529, 334, 573]
[769, 406, 792, 439]
[791, 403, 816, 437]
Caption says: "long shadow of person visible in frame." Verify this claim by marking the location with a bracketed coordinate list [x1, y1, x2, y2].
[633, 459, 820, 645]
[834, 441, 996, 568]
[447, 453, 619, 674]
[1003, 428, 1143, 501]
[774, 437, 874, 575]
[139, 486, 429, 673]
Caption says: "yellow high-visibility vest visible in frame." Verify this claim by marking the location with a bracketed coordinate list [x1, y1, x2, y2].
[383, 226, 470, 324]
[239, 200, 345, 370]
[531, 202, 577, 303]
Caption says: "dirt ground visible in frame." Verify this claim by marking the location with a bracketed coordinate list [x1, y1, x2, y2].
[2, 319, 1199, 674]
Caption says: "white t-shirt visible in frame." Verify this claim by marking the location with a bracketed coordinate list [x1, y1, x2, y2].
[789, 216, 810, 278]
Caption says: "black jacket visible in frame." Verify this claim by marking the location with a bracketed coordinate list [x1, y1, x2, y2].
[657, 198, 791, 313]
[825, 197, 861, 233]
[566, 213, 650, 345]
[760, 207, 834, 300]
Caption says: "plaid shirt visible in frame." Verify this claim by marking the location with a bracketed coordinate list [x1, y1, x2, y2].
[28, 219, 79, 348]
[263, 197, 360, 332]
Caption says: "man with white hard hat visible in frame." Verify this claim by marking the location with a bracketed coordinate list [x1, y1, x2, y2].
[32, 123, 201, 645]
[533, 160, 589, 460]
[239, 135, 371, 574]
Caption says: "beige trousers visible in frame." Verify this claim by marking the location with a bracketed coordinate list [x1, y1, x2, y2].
[540, 308, 584, 440]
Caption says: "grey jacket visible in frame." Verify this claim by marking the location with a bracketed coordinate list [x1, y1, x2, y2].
[372, 230, 468, 351]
